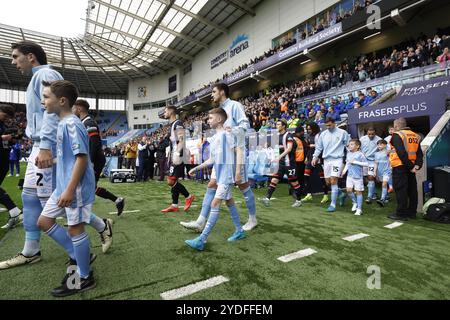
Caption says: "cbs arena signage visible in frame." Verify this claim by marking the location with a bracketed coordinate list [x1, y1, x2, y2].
[211, 34, 250, 69]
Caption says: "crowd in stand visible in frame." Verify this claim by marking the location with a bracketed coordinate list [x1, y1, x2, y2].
[187, 0, 377, 98]
[101, 128, 125, 138]
[136, 30, 450, 163]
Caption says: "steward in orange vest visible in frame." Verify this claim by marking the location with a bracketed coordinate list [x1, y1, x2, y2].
[293, 126, 309, 193]
[388, 120, 423, 221]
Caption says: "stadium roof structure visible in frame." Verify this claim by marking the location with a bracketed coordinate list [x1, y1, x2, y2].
[0, 0, 262, 97]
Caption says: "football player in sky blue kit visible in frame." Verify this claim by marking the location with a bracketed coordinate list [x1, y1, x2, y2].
[185, 108, 246, 251]
[374, 140, 392, 207]
[342, 139, 368, 216]
[360, 128, 382, 204]
[0, 41, 111, 270]
[180, 83, 257, 232]
[312, 117, 350, 212]
[37, 80, 96, 296]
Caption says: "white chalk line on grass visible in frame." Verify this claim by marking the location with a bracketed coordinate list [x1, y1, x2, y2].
[384, 222, 404, 229]
[108, 210, 141, 215]
[343, 233, 370, 242]
[0, 208, 6, 212]
[278, 248, 317, 263]
[160, 275, 229, 300]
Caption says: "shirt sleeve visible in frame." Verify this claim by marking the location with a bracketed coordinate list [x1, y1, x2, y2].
[66, 122, 89, 156]
[38, 71, 63, 150]
[85, 119, 102, 160]
[313, 134, 323, 160]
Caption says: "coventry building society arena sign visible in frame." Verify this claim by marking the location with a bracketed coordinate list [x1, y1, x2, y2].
[211, 34, 249, 69]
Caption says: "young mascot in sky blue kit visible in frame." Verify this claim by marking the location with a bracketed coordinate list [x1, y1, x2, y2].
[185, 108, 246, 251]
[312, 117, 350, 212]
[180, 83, 257, 232]
[38, 80, 96, 296]
[342, 139, 368, 216]
[374, 140, 392, 207]
[0, 41, 112, 271]
[360, 128, 382, 204]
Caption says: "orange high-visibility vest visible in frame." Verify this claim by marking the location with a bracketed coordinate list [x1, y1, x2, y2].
[294, 137, 305, 162]
[389, 130, 420, 168]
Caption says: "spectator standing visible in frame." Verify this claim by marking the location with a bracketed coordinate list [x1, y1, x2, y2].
[9, 140, 21, 177]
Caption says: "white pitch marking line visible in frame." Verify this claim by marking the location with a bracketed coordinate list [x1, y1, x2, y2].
[0, 208, 6, 212]
[108, 210, 141, 215]
[343, 233, 370, 242]
[160, 276, 229, 300]
[384, 222, 403, 229]
[278, 248, 317, 263]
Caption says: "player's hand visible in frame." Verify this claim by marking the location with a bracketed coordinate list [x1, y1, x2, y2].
[271, 157, 280, 164]
[57, 190, 74, 208]
[348, 160, 354, 164]
[311, 158, 318, 166]
[35, 149, 53, 169]
[188, 168, 196, 177]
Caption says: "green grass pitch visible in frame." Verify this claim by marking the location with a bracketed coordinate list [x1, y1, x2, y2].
[1, 164, 450, 300]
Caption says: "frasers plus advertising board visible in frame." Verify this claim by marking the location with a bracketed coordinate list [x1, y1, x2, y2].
[348, 77, 450, 125]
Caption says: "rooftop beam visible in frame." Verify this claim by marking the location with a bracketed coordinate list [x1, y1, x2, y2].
[87, 35, 178, 69]
[94, 0, 209, 49]
[223, 0, 256, 16]
[85, 39, 155, 78]
[0, 63, 11, 85]
[170, 3, 228, 34]
[83, 41, 134, 81]
[73, 41, 126, 94]
[85, 17, 193, 61]
[60, 38, 65, 76]
[68, 40, 98, 95]
[86, 37, 167, 74]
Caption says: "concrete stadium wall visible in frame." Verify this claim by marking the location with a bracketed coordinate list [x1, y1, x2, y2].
[127, 0, 340, 124]
[180, 0, 340, 97]
[127, 70, 180, 127]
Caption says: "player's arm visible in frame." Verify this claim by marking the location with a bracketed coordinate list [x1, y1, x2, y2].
[58, 154, 88, 207]
[352, 155, 368, 167]
[1, 134, 12, 141]
[86, 121, 102, 161]
[341, 163, 348, 177]
[274, 141, 293, 163]
[37, 74, 60, 169]
[173, 126, 185, 165]
[312, 135, 323, 165]
[235, 144, 243, 183]
[188, 158, 213, 176]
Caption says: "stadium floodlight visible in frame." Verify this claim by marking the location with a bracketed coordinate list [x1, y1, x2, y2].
[363, 32, 381, 40]
[391, 8, 407, 26]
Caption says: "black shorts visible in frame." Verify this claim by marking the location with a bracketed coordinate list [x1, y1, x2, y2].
[272, 165, 297, 181]
[93, 159, 106, 184]
[304, 162, 324, 178]
[168, 164, 185, 179]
